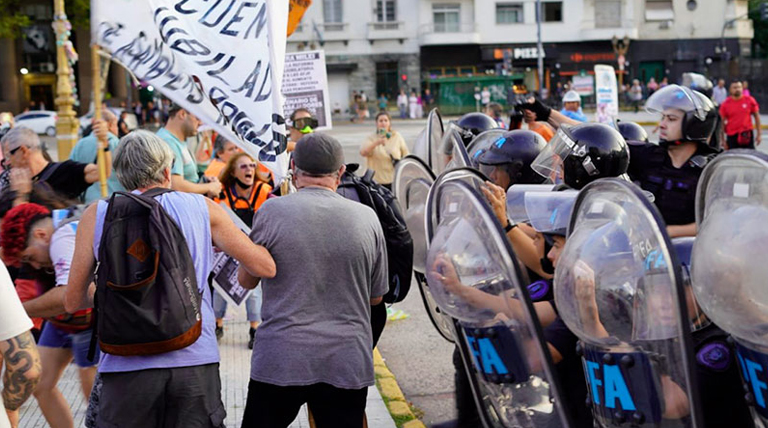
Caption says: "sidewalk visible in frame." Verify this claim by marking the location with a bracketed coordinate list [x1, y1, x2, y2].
[15, 305, 396, 428]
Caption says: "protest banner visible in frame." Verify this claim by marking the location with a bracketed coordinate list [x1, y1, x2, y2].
[211, 204, 253, 307]
[282, 50, 332, 130]
[594, 65, 619, 124]
[91, 0, 290, 182]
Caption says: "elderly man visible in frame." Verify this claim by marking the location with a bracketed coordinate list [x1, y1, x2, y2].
[69, 110, 124, 203]
[62, 130, 276, 428]
[2, 126, 109, 204]
[238, 133, 387, 428]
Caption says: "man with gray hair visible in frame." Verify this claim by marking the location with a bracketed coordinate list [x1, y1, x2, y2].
[63, 130, 277, 428]
[238, 133, 387, 428]
[1, 123, 109, 204]
[69, 110, 124, 203]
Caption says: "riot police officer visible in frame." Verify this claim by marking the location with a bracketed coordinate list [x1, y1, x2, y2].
[476, 130, 547, 190]
[452, 112, 501, 146]
[617, 121, 649, 145]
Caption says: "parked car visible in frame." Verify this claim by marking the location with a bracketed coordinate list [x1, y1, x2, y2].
[79, 108, 138, 135]
[14, 110, 58, 136]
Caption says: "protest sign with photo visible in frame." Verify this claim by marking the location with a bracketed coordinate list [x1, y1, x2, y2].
[211, 204, 254, 307]
[282, 50, 332, 130]
[91, 0, 290, 182]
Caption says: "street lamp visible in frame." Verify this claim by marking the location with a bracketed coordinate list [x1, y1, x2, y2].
[19, 68, 29, 75]
[52, 0, 79, 160]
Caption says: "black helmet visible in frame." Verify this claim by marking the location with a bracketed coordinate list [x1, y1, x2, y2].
[645, 84, 718, 149]
[532, 123, 629, 190]
[617, 121, 648, 145]
[453, 112, 501, 146]
[477, 130, 547, 187]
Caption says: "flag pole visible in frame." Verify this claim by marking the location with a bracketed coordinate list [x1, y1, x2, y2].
[91, 45, 108, 197]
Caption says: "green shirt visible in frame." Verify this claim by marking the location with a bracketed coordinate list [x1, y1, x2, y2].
[157, 127, 199, 183]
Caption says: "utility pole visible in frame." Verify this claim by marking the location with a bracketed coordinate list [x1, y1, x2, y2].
[52, 0, 79, 160]
[536, 0, 544, 94]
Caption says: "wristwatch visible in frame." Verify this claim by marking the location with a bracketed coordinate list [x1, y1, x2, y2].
[504, 220, 517, 233]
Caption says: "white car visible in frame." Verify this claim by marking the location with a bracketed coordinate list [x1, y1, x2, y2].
[14, 111, 58, 136]
[79, 108, 139, 134]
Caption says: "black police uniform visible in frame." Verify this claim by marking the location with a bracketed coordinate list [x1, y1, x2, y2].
[627, 144, 714, 226]
[693, 323, 755, 428]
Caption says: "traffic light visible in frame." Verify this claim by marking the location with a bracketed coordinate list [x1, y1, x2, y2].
[761, 2, 768, 21]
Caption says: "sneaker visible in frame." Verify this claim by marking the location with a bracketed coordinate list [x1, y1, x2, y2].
[215, 326, 224, 341]
[386, 307, 409, 321]
[248, 326, 257, 350]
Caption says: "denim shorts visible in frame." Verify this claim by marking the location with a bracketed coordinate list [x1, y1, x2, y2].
[38, 323, 100, 368]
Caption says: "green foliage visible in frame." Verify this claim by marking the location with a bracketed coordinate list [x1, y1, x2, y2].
[65, 0, 90, 30]
[749, 0, 768, 58]
[0, 0, 30, 39]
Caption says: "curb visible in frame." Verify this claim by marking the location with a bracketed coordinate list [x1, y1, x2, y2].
[373, 348, 426, 428]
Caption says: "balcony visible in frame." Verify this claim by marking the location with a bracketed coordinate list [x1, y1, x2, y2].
[288, 22, 351, 44]
[418, 23, 481, 46]
[367, 21, 406, 43]
[578, 19, 638, 40]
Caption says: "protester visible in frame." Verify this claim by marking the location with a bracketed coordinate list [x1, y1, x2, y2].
[69, 110, 125, 203]
[238, 132, 387, 428]
[559, 90, 588, 122]
[480, 87, 491, 107]
[712, 79, 728, 105]
[378, 94, 387, 112]
[397, 89, 408, 119]
[156, 105, 220, 197]
[483, 102, 506, 129]
[116, 111, 130, 138]
[61, 130, 276, 428]
[630, 79, 644, 112]
[743, 80, 752, 97]
[720, 80, 761, 149]
[523, 110, 555, 142]
[647, 76, 659, 96]
[204, 135, 240, 179]
[359, 111, 409, 189]
[1, 126, 109, 204]
[288, 108, 317, 152]
[1, 203, 100, 428]
[0, 263, 41, 428]
[211, 152, 272, 347]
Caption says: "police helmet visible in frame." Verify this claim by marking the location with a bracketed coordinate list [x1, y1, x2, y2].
[617, 121, 649, 145]
[645, 84, 718, 149]
[453, 112, 501, 146]
[682, 72, 714, 98]
[477, 130, 547, 187]
[562, 90, 581, 103]
[532, 123, 630, 190]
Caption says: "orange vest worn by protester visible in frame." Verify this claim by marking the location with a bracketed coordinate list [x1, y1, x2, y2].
[218, 182, 272, 227]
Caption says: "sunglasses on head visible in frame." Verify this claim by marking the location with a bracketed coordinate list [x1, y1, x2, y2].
[238, 163, 257, 170]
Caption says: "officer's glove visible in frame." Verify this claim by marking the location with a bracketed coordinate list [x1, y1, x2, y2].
[517, 97, 551, 122]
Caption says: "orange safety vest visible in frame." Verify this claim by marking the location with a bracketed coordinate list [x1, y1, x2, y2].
[220, 182, 272, 227]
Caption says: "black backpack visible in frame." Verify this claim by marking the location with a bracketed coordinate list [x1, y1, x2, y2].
[92, 188, 202, 357]
[338, 164, 414, 303]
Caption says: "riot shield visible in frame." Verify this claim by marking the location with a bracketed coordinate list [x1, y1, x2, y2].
[426, 168, 490, 243]
[392, 155, 454, 342]
[691, 150, 768, 426]
[413, 108, 444, 164]
[467, 129, 507, 168]
[432, 126, 472, 176]
[505, 184, 558, 225]
[555, 178, 703, 428]
[425, 179, 572, 428]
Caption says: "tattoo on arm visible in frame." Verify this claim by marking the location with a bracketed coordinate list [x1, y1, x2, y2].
[2, 331, 41, 411]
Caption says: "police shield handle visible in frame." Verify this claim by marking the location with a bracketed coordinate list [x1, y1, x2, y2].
[91, 46, 108, 197]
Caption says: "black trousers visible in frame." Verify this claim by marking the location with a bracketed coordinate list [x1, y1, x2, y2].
[371, 303, 387, 348]
[727, 131, 755, 149]
[241, 380, 367, 428]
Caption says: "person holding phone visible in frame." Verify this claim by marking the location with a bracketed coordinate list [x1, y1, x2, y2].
[359, 111, 409, 189]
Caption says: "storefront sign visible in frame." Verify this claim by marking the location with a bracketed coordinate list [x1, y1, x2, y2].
[571, 52, 616, 63]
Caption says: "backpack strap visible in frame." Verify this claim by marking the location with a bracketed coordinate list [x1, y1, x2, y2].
[37, 162, 62, 183]
[249, 182, 267, 211]
[141, 187, 174, 199]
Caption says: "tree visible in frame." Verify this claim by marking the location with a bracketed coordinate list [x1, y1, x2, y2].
[0, 0, 30, 39]
[749, 0, 768, 58]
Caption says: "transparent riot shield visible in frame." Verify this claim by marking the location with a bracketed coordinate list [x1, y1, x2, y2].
[432, 126, 472, 176]
[555, 178, 703, 428]
[691, 150, 768, 427]
[468, 129, 507, 168]
[413, 108, 444, 164]
[426, 168, 490, 242]
[392, 155, 454, 342]
[425, 180, 573, 428]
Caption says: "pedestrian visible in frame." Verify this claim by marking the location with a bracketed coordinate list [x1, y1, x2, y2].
[630, 79, 644, 113]
[238, 133, 388, 428]
[647, 77, 659, 96]
[63, 130, 277, 428]
[378, 93, 387, 112]
[396, 89, 408, 119]
[0, 262, 41, 428]
[720, 80, 761, 149]
[712, 79, 728, 105]
[423, 88, 434, 111]
[213, 151, 272, 348]
[359, 91, 369, 121]
[1, 126, 109, 204]
[483, 102, 506, 129]
[408, 89, 419, 119]
[116, 111, 129, 138]
[156, 104, 221, 197]
[359, 111, 409, 189]
[560, 90, 588, 122]
[660, 76, 669, 88]
[1, 202, 101, 428]
[204, 135, 241, 179]
[480, 87, 491, 107]
[69, 110, 125, 203]
[743, 80, 752, 97]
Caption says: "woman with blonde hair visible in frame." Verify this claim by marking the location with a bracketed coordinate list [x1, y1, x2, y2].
[359, 111, 409, 189]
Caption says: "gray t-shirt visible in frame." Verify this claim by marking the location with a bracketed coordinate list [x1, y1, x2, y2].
[249, 187, 389, 389]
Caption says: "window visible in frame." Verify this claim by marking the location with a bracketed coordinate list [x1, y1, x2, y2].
[433, 4, 461, 33]
[595, 0, 621, 28]
[496, 3, 523, 24]
[376, 0, 396, 22]
[645, 0, 674, 22]
[542, 2, 563, 22]
[323, 0, 342, 23]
